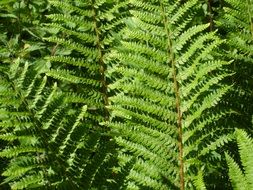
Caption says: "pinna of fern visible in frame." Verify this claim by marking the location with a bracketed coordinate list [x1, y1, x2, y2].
[107, 0, 234, 189]
[225, 128, 253, 190]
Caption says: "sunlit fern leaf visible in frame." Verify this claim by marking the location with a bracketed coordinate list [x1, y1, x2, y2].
[107, 0, 233, 189]
[193, 171, 207, 190]
[45, 0, 129, 118]
[236, 129, 253, 189]
[225, 128, 253, 190]
[226, 152, 247, 190]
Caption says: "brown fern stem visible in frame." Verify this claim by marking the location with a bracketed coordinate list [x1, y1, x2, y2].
[174, 64, 184, 190]
[207, 0, 214, 31]
[51, 43, 59, 56]
[92, 4, 109, 121]
[160, 3, 184, 190]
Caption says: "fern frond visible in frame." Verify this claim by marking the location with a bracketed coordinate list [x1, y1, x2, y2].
[40, 0, 130, 188]
[0, 58, 117, 189]
[0, 60, 51, 189]
[108, 0, 233, 189]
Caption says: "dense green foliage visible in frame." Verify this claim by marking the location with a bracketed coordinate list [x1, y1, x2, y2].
[0, 0, 252, 189]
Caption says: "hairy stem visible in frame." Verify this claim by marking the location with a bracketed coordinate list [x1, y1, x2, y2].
[160, 3, 184, 190]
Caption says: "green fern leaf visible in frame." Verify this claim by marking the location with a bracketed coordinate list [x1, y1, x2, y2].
[236, 129, 253, 189]
[225, 129, 253, 190]
[108, 1, 233, 189]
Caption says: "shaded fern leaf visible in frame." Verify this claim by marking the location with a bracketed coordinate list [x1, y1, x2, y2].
[218, 0, 253, 63]
[0, 59, 53, 189]
[216, 0, 253, 133]
[0, 58, 114, 189]
[107, 0, 233, 189]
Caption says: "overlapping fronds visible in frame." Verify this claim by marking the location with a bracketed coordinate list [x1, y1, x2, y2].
[107, 0, 233, 189]
[1, 0, 250, 189]
[44, 0, 129, 115]
[0, 58, 117, 189]
[217, 0, 253, 131]
[226, 129, 253, 190]
[0, 59, 52, 189]
[218, 0, 253, 63]
[39, 0, 130, 189]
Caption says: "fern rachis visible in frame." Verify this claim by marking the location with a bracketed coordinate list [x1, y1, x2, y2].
[108, 0, 233, 189]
